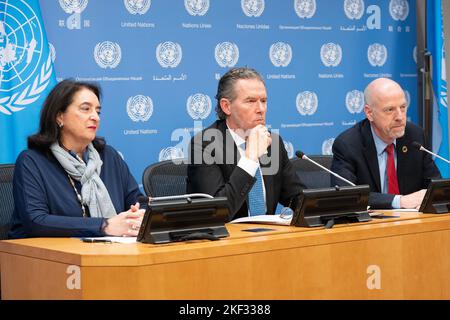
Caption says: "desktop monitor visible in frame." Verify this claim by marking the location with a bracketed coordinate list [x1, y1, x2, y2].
[291, 185, 371, 228]
[137, 196, 230, 244]
[419, 178, 450, 213]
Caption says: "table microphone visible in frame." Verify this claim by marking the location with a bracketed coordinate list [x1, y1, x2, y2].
[411, 142, 450, 164]
[295, 150, 356, 187]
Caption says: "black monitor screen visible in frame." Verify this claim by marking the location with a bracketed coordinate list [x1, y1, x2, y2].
[137, 196, 230, 244]
[419, 178, 450, 213]
[291, 185, 370, 227]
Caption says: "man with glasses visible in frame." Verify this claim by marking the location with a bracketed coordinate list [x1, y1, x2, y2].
[331, 78, 441, 209]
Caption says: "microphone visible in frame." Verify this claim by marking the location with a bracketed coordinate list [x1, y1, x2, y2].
[411, 142, 450, 164]
[295, 150, 356, 187]
[137, 193, 214, 205]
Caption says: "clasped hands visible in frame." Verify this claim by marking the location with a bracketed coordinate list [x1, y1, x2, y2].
[103, 202, 145, 237]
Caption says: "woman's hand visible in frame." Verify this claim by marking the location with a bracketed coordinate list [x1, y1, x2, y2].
[103, 202, 145, 236]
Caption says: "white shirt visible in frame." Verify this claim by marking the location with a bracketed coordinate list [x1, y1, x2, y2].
[226, 124, 267, 213]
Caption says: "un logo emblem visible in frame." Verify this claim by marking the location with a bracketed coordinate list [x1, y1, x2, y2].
[124, 0, 151, 15]
[345, 90, 364, 114]
[94, 41, 121, 69]
[294, 0, 316, 19]
[215, 42, 239, 68]
[389, 0, 409, 21]
[241, 0, 265, 17]
[159, 147, 185, 162]
[413, 46, 417, 64]
[283, 141, 294, 159]
[156, 41, 182, 68]
[320, 43, 342, 67]
[269, 42, 292, 67]
[344, 0, 364, 20]
[322, 138, 335, 156]
[367, 43, 387, 67]
[59, 0, 88, 13]
[187, 93, 212, 120]
[296, 91, 318, 116]
[126, 95, 153, 122]
[0, 0, 54, 115]
[185, 0, 209, 16]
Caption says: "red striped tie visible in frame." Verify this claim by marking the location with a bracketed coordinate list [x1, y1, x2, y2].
[385, 143, 399, 195]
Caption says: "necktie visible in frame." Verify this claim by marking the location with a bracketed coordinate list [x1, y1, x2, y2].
[248, 166, 266, 216]
[385, 143, 399, 195]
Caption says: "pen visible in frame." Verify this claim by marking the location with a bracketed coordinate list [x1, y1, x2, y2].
[81, 238, 113, 243]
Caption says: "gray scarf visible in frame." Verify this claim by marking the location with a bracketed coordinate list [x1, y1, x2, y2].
[50, 142, 116, 218]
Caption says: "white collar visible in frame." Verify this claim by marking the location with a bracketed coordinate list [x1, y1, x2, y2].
[226, 122, 246, 149]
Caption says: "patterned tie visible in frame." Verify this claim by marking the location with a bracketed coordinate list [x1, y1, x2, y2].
[248, 166, 266, 216]
[385, 143, 399, 195]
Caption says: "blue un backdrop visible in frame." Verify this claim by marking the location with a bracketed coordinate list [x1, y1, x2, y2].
[2, 0, 418, 190]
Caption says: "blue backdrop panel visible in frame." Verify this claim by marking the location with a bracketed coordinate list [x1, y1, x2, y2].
[427, 0, 449, 177]
[36, 0, 417, 189]
[0, 0, 56, 163]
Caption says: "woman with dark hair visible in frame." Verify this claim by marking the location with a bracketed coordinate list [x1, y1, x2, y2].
[9, 79, 144, 238]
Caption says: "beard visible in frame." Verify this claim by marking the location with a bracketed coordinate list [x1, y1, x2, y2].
[389, 126, 406, 139]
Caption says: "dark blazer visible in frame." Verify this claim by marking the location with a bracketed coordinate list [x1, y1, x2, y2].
[331, 119, 441, 208]
[187, 120, 305, 220]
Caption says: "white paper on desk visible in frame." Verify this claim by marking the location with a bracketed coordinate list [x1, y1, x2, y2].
[389, 209, 419, 212]
[81, 236, 137, 244]
[230, 214, 292, 226]
[379, 209, 419, 212]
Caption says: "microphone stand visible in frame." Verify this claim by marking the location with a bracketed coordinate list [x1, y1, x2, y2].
[139, 193, 214, 206]
[300, 154, 356, 187]
[417, 146, 450, 165]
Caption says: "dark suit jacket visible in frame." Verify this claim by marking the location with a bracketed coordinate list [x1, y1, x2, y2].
[331, 119, 441, 208]
[187, 120, 305, 220]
